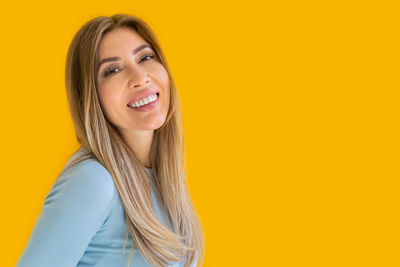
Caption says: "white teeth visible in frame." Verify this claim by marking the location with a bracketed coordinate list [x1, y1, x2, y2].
[128, 94, 158, 108]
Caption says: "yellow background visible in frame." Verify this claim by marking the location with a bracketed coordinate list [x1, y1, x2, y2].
[2, 0, 399, 266]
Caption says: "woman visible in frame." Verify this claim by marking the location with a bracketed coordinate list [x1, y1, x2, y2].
[17, 13, 205, 267]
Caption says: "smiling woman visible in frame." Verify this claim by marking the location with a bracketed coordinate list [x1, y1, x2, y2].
[17, 13, 205, 267]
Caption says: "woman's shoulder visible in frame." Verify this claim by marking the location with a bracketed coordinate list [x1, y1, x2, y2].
[45, 146, 116, 205]
[60, 147, 111, 179]
[17, 147, 117, 267]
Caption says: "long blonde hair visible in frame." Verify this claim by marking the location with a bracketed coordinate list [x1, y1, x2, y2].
[63, 13, 205, 267]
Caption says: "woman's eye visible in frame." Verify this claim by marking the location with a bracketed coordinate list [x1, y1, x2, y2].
[140, 54, 155, 62]
[104, 66, 122, 77]
[103, 54, 155, 78]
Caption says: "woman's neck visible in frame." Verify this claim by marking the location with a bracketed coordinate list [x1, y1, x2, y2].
[120, 129, 154, 167]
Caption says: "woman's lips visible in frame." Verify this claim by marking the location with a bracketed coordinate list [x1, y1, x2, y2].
[127, 89, 159, 106]
[127, 94, 159, 112]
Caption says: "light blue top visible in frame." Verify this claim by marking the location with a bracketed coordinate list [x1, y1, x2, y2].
[17, 147, 197, 267]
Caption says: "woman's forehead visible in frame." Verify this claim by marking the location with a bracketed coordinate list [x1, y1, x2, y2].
[98, 27, 148, 53]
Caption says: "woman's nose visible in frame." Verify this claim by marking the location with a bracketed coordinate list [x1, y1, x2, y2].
[127, 64, 150, 88]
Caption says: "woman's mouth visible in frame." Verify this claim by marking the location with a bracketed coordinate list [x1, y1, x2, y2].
[127, 92, 160, 111]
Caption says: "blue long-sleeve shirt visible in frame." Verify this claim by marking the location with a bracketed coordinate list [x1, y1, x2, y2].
[17, 147, 197, 267]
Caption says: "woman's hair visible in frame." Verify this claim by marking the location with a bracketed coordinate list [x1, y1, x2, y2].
[62, 13, 205, 267]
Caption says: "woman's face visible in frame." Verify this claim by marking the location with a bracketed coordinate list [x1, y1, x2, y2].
[95, 27, 170, 134]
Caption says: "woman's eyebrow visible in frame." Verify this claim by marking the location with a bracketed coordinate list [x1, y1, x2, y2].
[96, 44, 152, 72]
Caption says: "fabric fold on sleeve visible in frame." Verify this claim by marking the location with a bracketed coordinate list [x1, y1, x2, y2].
[17, 159, 115, 267]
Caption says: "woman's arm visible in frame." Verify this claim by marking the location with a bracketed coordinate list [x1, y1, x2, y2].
[17, 159, 115, 267]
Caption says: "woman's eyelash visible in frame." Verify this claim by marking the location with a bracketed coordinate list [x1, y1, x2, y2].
[141, 54, 155, 62]
[103, 54, 155, 77]
[104, 66, 123, 77]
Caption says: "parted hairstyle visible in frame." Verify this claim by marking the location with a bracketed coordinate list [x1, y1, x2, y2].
[62, 13, 205, 267]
